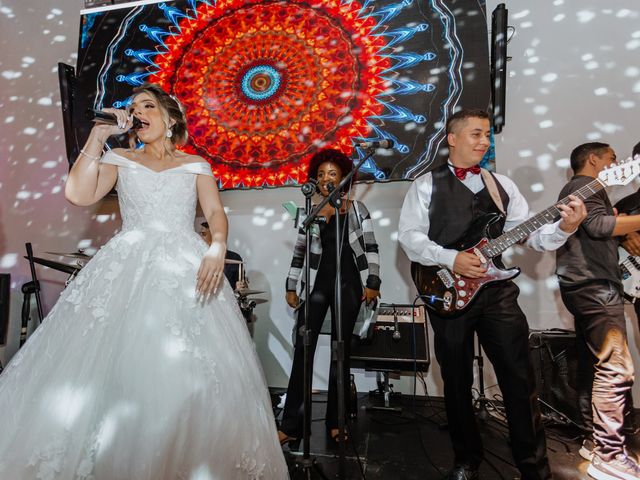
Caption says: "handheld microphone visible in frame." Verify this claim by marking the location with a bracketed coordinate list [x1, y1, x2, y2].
[356, 139, 395, 149]
[86, 108, 142, 130]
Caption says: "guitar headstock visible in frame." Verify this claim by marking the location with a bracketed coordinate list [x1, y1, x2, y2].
[599, 155, 640, 186]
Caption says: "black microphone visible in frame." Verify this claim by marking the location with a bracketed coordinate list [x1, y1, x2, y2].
[356, 139, 395, 149]
[301, 178, 318, 197]
[86, 108, 142, 130]
[325, 182, 336, 192]
[392, 313, 401, 341]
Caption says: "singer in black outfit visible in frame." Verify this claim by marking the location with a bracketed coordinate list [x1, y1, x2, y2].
[278, 149, 381, 445]
[398, 109, 586, 480]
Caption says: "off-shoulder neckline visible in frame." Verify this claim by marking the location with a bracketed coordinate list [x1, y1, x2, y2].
[108, 150, 210, 174]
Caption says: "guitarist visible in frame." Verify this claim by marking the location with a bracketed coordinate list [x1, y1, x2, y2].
[398, 108, 587, 480]
[556, 142, 640, 480]
[614, 140, 640, 311]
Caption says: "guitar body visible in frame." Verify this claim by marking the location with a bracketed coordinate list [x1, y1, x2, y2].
[411, 213, 521, 317]
[619, 248, 640, 299]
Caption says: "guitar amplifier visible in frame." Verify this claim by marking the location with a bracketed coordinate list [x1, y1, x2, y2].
[529, 329, 582, 427]
[350, 303, 430, 372]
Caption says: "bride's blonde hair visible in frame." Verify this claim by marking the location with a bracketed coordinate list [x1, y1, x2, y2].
[128, 83, 188, 150]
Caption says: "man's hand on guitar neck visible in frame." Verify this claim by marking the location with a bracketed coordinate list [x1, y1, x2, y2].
[453, 251, 487, 278]
[621, 231, 640, 257]
[558, 195, 587, 233]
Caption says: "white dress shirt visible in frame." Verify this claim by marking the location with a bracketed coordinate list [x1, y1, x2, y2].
[398, 165, 571, 269]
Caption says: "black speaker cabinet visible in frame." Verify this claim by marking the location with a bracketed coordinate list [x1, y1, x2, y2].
[0, 274, 10, 345]
[350, 304, 429, 372]
[529, 329, 581, 427]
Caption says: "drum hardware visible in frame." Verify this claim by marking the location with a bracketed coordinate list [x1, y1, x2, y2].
[19, 245, 89, 348]
[235, 289, 266, 296]
[21, 243, 45, 348]
[235, 295, 268, 310]
[25, 256, 80, 276]
[228, 258, 270, 325]
[25, 256, 83, 286]
[249, 298, 268, 305]
[45, 250, 93, 260]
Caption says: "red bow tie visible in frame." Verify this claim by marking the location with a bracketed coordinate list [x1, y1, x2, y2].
[454, 165, 481, 180]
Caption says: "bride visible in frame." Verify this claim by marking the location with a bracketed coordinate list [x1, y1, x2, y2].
[0, 83, 289, 479]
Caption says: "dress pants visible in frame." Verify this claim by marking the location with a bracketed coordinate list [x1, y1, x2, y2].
[560, 280, 634, 461]
[280, 282, 362, 438]
[429, 282, 551, 480]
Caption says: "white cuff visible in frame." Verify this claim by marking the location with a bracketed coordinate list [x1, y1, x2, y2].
[437, 249, 459, 271]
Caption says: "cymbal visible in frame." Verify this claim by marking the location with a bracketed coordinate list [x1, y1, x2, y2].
[236, 289, 266, 296]
[25, 256, 79, 275]
[224, 259, 243, 265]
[45, 251, 92, 259]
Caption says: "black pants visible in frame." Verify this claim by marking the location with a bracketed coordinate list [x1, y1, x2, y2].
[429, 282, 551, 480]
[560, 281, 634, 461]
[280, 283, 362, 437]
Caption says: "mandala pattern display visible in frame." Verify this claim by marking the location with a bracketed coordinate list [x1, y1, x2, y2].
[75, 0, 491, 189]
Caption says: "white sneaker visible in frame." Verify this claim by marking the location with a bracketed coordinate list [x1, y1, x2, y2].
[580, 438, 640, 464]
[580, 438, 595, 461]
[587, 453, 640, 480]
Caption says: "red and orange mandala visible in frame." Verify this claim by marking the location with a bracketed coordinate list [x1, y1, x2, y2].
[149, 0, 390, 188]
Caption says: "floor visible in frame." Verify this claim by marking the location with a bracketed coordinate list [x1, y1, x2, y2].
[271, 389, 640, 480]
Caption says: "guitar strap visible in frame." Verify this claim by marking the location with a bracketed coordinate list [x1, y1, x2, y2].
[480, 169, 506, 215]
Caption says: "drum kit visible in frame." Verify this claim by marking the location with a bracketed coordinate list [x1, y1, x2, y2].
[224, 258, 269, 322]
[25, 250, 91, 286]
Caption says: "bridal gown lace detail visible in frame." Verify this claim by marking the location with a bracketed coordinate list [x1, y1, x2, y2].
[0, 150, 289, 479]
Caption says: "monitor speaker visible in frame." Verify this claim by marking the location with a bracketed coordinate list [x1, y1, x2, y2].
[490, 3, 508, 134]
[529, 329, 582, 427]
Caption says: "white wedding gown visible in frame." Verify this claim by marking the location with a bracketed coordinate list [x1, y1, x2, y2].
[0, 151, 289, 479]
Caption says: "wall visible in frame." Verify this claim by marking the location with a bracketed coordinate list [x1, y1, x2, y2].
[1, 0, 639, 400]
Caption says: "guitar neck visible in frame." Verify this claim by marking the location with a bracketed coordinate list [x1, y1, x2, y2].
[482, 177, 605, 258]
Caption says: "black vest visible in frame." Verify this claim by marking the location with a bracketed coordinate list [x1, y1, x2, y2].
[427, 164, 510, 246]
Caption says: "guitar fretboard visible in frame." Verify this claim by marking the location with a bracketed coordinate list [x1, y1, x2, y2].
[481, 178, 606, 258]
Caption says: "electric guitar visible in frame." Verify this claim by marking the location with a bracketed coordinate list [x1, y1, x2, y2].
[412, 157, 640, 317]
[620, 248, 640, 300]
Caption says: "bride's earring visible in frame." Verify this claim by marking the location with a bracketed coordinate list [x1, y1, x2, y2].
[166, 129, 173, 138]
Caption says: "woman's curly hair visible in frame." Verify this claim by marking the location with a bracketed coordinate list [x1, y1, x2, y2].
[307, 149, 355, 193]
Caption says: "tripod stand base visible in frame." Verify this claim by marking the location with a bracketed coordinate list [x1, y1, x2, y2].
[367, 371, 402, 412]
[367, 404, 402, 414]
[474, 397, 491, 422]
[291, 455, 330, 480]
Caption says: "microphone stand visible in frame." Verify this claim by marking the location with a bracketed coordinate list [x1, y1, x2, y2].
[301, 147, 377, 479]
[292, 178, 329, 480]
